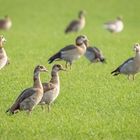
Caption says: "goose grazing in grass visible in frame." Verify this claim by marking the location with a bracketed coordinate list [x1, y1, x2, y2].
[111, 43, 140, 80]
[0, 35, 9, 70]
[48, 35, 88, 69]
[6, 65, 48, 114]
[65, 10, 86, 34]
[85, 46, 106, 63]
[0, 16, 12, 30]
[39, 64, 66, 112]
[104, 16, 124, 33]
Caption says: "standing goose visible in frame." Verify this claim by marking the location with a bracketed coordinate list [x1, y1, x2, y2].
[0, 16, 12, 30]
[104, 16, 124, 33]
[40, 64, 66, 112]
[111, 43, 140, 80]
[0, 35, 9, 70]
[85, 46, 106, 63]
[48, 35, 88, 68]
[65, 11, 86, 34]
[6, 65, 48, 114]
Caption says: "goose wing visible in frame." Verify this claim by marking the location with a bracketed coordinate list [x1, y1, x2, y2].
[118, 57, 134, 71]
[7, 88, 36, 113]
[0, 51, 5, 59]
[42, 82, 56, 92]
[111, 57, 134, 75]
[60, 45, 76, 52]
[85, 47, 101, 60]
[104, 20, 117, 31]
[48, 45, 76, 63]
[0, 20, 5, 28]
[65, 20, 80, 33]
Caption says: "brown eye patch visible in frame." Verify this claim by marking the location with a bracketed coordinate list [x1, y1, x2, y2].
[39, 66, 44, 69]
[56, 64, 60, 67]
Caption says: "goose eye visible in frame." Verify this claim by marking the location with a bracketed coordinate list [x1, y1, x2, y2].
[40, 66, 43, 69]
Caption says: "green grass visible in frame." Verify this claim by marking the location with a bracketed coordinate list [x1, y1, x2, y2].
[0, 0, 140, 139]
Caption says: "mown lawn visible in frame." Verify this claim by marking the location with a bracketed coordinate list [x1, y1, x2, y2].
[0, 0, 140, 139]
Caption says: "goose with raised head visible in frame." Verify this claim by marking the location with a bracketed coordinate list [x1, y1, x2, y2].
[40, 64, 65, 112]
[48, 35, 88, 69]
[111, 43, 140, 80]
[6, 65, 48, 114]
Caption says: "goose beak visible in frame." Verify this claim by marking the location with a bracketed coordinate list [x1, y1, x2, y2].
[60, 67, 66, 71]
[43, 69, 48, 72]
[84, 40, 89, 47]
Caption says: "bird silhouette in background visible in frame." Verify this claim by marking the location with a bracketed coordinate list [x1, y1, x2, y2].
[0, 15, 12, 30]
[65, 11, 86, 34]
[103, 16, 124, 33]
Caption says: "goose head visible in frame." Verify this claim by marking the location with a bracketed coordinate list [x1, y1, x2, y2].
[34, 65, 48, 74]
[78, 10, 86, 18]
[52, 64, 66, 72]
[75, 35, 89, 47]
[116, 16, 123, 21]
[133, 43, 140, 52]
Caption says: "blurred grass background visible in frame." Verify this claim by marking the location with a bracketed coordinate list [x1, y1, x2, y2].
[0, 0, 140, 139]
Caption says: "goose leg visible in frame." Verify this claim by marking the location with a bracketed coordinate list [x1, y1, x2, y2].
[65, 62, 68, 69]
[69, 62, 72, 69]
[132, 75, 135, 80]
[48, 104, 51, 112]
[127, 75, 130, 80]
[41, 105, 44, 110]
[27, 110, 32, 115]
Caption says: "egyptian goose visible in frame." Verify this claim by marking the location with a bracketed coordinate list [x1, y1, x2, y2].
[6, 65, 48, 114]
[85, 46, 106, 63]
[111, 43, 140, 80]
[0, 35, 9, 70]
[0, 16, 12, 30]
[104, 16, 124, 33]
[39, 64, 65, 112]
[48, 35, 88, 68]
[65, 11, 85, 34]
